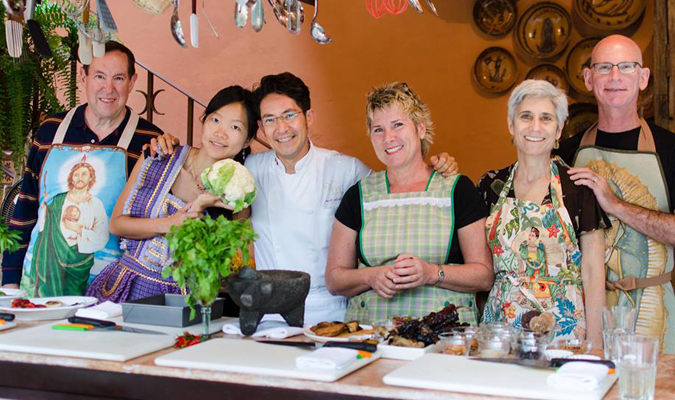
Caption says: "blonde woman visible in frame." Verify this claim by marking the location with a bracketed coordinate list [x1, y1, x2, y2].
[325, 83, 493, 325]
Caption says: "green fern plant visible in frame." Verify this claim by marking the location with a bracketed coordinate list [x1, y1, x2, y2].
[0, 1, 79, 172]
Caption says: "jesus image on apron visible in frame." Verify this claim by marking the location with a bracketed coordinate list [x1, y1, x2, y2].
[21, 147, 128, 297]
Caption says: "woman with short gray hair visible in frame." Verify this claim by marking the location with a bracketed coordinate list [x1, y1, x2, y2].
[477, 79, 608, 346]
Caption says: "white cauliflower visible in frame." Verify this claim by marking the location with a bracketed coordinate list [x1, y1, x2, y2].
[201, 159, 256, 213]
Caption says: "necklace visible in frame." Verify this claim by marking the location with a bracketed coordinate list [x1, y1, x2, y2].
[184, 151, 205, 192]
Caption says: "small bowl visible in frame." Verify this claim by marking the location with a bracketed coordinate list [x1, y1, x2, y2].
[478, 321, 514, 337]
[549, 338, 592, 354]
[439, 332, 472, 356]
[372, 320, 395, 342]
[450, 326, 479, 354]
[512, 330, 549, 360]
[477, 332, 511, 358]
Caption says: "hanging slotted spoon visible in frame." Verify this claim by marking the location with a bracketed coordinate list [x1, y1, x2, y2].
[3, 0, 24, 58]
[310, 0, 331, 44]
[171, 0, 187, 48]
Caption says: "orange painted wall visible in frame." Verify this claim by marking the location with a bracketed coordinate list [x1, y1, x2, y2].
[104, 0, 654, 182]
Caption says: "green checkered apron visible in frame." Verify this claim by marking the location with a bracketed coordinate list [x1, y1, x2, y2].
[345, 170, 478, 325]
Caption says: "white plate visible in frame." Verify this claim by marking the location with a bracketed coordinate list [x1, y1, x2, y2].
[0, 296, 97, 321]
[379, 342, 441, 360]
[303, 325, 373, 343]
[0, 288, 27, 300]
[564, 354, 601, 361]
[0, 321, 17, 331]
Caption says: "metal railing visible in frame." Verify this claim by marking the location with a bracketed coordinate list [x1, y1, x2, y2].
[134, 60, 270, 149]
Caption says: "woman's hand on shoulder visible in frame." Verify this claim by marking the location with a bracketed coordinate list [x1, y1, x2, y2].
[367, 265, 399, 299]
[391, 254, 435, 289]
[143, 133, 181, 157]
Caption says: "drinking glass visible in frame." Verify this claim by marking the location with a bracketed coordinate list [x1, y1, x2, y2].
[602, 306, 637, 360]
[615, 335, 659, 400]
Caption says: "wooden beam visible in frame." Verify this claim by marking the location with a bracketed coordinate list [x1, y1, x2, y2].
[654, 0, 675, 132]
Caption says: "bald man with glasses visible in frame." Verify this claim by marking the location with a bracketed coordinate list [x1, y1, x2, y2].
[556, 35, 675, 354]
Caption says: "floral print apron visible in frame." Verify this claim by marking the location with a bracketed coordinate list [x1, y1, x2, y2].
[483, 160, 586, 340]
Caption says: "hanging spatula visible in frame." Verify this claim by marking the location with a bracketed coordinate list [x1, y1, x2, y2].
[96, 0, 117, 33]
[190, 0, 198, 47]
[3, 0, 24, 58]
[24, 0, 51, 57]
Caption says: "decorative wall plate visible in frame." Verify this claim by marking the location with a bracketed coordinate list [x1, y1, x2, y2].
[473, 0, 517, 37]
[473, 47, 519, 94]
[565, 37, 601, 96]
[525, 63, 569, 92]
[516, 2, 572, 59]
[562, 102, 598, 140]
[574, 0, 646, 31]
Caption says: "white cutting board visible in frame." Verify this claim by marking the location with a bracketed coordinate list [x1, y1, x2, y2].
[0, 317, 232, 362]
[155, 338, 380, 382]
[383, 354, 618, 400]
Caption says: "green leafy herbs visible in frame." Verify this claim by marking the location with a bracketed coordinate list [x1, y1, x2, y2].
[163, 216, 256, 318]
[0, 218, 21, 254]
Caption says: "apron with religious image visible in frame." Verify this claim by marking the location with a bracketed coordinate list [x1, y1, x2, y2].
[19, 108, 138, 297]
[573, 119, 675, 353]
[483, 160, 586, 340]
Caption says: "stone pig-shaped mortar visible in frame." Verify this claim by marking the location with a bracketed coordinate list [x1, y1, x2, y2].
[226, 267, 310, 335]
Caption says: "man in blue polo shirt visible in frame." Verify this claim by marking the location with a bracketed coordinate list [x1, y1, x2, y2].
[1, 41, 166, 296]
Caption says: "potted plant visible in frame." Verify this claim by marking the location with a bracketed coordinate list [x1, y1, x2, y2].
[0, 1, 80, 170]
[163, 215, 256, 338]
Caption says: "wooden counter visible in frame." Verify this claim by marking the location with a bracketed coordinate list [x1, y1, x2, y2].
[0, 321, 673, 400]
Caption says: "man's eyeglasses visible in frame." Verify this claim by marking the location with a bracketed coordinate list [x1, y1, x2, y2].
[591, 62, 642, 75]
[261, 111, 301, 127]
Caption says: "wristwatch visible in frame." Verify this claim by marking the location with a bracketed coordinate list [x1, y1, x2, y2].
[434, 265, 445, 286]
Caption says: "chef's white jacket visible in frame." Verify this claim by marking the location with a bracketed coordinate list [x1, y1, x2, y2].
[245, 143, 371, 325]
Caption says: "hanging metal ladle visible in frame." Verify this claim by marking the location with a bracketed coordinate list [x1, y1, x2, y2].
[171, 0, 187, 48]
[310, 0, 331, 44]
